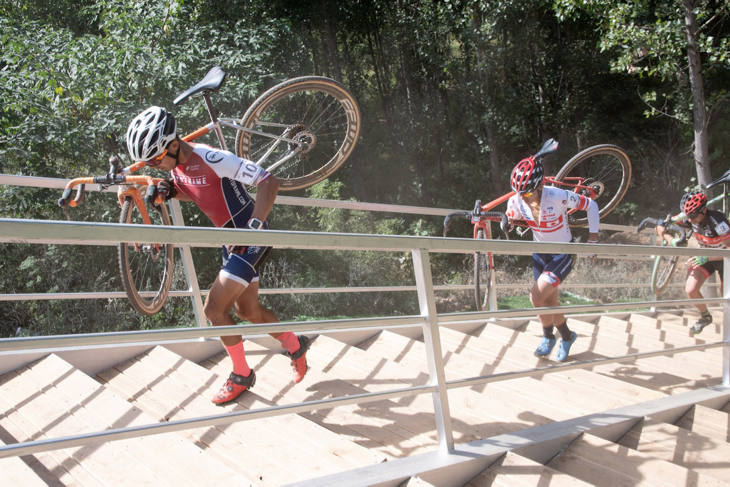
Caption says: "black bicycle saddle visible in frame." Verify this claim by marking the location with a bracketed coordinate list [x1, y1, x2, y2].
[173, 66, 227, 105]
[706, 168, 730, 189]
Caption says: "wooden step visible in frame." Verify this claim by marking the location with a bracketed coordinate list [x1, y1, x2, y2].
[473, 318, 722, 396]
[467, 451, 592, 486]
[436, 326, 665, 405]
[548, 433, 724, 486]
[674, 404, 730, 443]
[617, 417, 730, 483]
[201, 341, 442, 460]
[461, 317, 719, 371]
[0, 437, 48, 487]
[143, 345, 384, 469]
[0, 354, 255, 486]
[0, 384, 94, 486]
[361, 331, 577, 421]
[97, 345, 382, 485]
[363, 331, 646, 421]
[309, 334, 555, 440]
[656, 309, 724, 337]
[594, 315, 724, 354]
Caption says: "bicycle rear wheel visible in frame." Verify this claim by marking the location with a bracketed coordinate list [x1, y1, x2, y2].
[235, 76, 361, 191]
[554, 145, 631, 227]
[474, 229, 492, 311]
[651, 253, 679, 296]
[118, 196, 174, 316]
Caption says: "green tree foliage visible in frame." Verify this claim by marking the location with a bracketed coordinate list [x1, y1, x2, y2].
[555, 0, 730, 187]
[1, 0, 729, 335]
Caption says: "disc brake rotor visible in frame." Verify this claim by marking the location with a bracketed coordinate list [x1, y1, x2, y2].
[288, 125, 316, 154]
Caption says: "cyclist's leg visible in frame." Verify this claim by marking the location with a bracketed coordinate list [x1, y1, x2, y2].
[229, 246, 309, 381]
[533, 253, 577, 347]
[686, 260, 711, 313]
[205, 274, 246, 345]
[530, 278, 561, 327]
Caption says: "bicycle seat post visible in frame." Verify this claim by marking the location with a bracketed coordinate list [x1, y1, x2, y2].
[202, 92, 227, 151]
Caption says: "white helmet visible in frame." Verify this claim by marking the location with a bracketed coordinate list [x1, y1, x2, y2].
[126, 106, 177, 162]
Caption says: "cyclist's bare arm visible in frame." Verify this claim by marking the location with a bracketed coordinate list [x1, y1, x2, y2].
[250, 175, 280, 223]
[171, 188, 193, 202]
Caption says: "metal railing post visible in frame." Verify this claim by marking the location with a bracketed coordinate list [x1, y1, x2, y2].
[411, 248, 454, 454]
[650, 232, 658, 310]
[168, 200, 207, 328]
[722, 257, 730, 386]
[485, 223, 497, 311]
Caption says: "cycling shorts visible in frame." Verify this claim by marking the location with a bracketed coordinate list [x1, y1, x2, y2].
[688, 257, 724, 281]
[532, 253, 576, 288]
[220, 220, 272, 287]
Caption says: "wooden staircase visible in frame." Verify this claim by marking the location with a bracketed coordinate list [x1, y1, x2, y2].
[0, 308, 728, 486]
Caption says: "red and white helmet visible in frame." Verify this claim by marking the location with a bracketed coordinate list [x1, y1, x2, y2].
[126, 106, 177, 162]
[510, 157, 544, 194]
[680, 190, 707, 215]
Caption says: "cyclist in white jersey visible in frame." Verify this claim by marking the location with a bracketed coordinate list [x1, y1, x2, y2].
[506, 156, 600, 361]
[126, 107, 310, 405]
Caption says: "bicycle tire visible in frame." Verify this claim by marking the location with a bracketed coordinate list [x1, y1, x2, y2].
[118, 196, 174, 316]
[235, 76, 361, 191]
[651, 253, 679, 296]
[554, 145, 632, 227]
[474, 229, 492, 311]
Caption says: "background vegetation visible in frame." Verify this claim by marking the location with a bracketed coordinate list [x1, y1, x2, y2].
[1, 0, 729, 336]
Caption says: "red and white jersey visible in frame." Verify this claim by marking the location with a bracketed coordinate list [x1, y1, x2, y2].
[506, 187, 599, 243]
[171, 143, 270, 228]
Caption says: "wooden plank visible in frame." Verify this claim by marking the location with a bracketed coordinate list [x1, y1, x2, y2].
[467, 451, 592, 487]
[203, 348, 438, 460]
[28, 354, 255, 487]
[0, 370, 101, 486]
[550, 433, 724, 486]
[674, 405, 730, 443]
[146, 346, 386, 470]
[618, 418, 730, 483]
[3, 366, 163, 486]
[97, 358, 275, 485]
[311, 335, 555, 438]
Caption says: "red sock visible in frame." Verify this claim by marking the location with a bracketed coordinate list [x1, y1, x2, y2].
[224, 342, 251, 377]
[276, 332, 300, 354]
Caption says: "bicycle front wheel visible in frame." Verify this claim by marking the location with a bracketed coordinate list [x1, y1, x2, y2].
[118, 196, 174, 316]
[554, 145, 631, 227]
[474, 229, 492, 311]
[651, 253, 679, 296]
[235, 77, 361, 191]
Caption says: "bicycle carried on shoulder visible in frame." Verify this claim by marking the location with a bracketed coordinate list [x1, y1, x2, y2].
[444, 139, 632, 311]
[58, 66, 362, 316]
[636, 169, 730, 296]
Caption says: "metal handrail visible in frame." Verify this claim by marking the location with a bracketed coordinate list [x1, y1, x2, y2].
[0, 175, 728, 463]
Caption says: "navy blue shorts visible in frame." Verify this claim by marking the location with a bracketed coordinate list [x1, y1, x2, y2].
[532, 253, 576, 288]
[220, 220, 272, 287]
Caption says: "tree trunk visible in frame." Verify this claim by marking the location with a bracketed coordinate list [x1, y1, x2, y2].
[683, 0, 712, 187]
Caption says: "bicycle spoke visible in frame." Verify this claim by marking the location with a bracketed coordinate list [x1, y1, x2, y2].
[236, 77, 360, 190]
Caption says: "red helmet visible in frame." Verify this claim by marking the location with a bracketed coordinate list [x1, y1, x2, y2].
[510, 157, 544, 194]
[680, 190, 707, 215]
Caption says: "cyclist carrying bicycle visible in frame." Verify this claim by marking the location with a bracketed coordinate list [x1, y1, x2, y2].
[505, 156, 599, 361]
[126, 106, 310, 405]
[655, 190, 730, 334]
